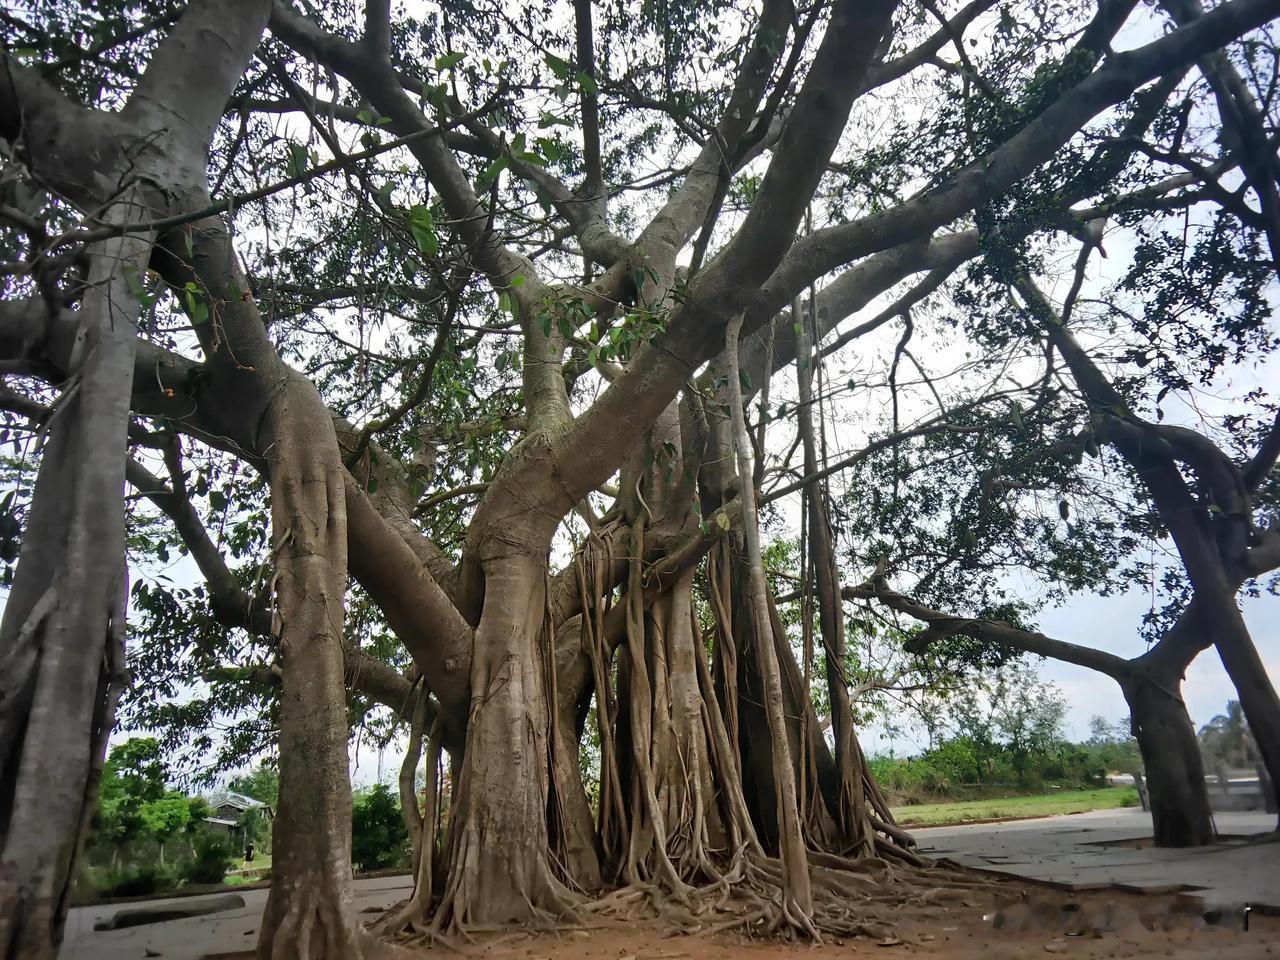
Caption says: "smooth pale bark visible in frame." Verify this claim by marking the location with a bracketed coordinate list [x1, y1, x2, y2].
[434, 543, 575, 926]
[256, 389, 368, 960]
[0, 213, 149, 959]
[158, 214, 378, 958]
[0, 6, 273, 951]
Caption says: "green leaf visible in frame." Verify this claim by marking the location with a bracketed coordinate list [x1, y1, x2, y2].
[123, 264, 146, 299]
[406, 204, 438, 257]
[1010, 402, 1025, 431]
[576, 71, 598, 94]
[498, 291, 512, 314]
[284, 142, 309, 178]
[434, 51, 466, 71]
[536, 137, 562, 163]
[509, 274, 526, 287]
[478, 154, 509, 187]
[738, 369, 752, 392]
[544, 52, 571, 79]
[538, 111, 572, 128]
[715, 512, 731, 531]
[182, 283, 209, 324]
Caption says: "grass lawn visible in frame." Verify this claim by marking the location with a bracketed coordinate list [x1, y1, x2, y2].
[891, 786, 1140, 827]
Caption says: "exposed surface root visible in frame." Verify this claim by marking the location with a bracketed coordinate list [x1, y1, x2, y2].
[377, 853, 999, 949]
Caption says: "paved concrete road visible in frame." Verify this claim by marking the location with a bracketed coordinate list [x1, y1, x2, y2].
[912, 807, 1279, 911]
[60, 874, 414, 960]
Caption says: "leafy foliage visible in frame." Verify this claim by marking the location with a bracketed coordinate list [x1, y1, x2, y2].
[350, 783, 409, 873]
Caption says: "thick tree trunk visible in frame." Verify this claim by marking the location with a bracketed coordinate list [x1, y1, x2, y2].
[616, 568, 738, 885]
[1122, 670, 1214, 847]
[434, 546, 575, 927]
[257, 383, 378, 960]
[153, 208, 375, 959]
[730, 561, 847, 848]
[0, 218, 148, 959]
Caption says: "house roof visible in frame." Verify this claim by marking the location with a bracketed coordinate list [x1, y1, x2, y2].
[205, 790, 268, 812]
[203, 817, 239, 827]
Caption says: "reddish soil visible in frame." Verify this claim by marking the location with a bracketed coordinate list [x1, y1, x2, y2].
[205, 884, 1276, 960]
[446, 894, 1274, 960]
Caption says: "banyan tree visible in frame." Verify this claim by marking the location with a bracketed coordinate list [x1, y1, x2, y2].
[1, 0, 1278, 957]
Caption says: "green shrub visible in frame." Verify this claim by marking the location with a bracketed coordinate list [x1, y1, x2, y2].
[351, 783, 409, 872]
[184, 833, 233, 885]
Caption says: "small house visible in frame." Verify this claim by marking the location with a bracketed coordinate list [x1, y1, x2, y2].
[202, 790, 272, 852]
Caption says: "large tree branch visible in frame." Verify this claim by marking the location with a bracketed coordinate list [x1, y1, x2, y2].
[0, 53, 126, 208]
[1016, 276, 1253, 601]
[125, 455, 273, 636]
[847, 578, 1131, 679]
[692, 0, 899, 302]
[344, 475, 473, 740]
[124, 0, 271, 157]
[572, 0, 604, 211]
[269, 3, 573, 431]
[741, 230, 979, 394]
[861, 0, 1000, 92]
[562, 0, 1245, 497]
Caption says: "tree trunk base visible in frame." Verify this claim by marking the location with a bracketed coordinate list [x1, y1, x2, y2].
[1125, 674, 1215, 848]
[396, 851, 995, 944]
[258, 870, 418, 960]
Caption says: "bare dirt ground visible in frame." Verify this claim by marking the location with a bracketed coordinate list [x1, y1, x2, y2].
[203, 885, 1274, 960]
[408, 891, 1274, 960]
